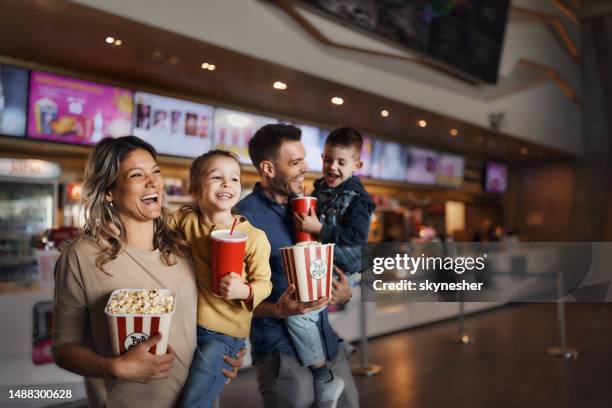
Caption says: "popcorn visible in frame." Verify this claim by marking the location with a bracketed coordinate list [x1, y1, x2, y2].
[105, 288, 176, 356]
[281, 243, 334, 302]
[106, 289, 174, 315]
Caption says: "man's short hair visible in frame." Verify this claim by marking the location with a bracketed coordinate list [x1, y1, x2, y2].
[325, 127, 363, 158]
[249, 124, 302, 169]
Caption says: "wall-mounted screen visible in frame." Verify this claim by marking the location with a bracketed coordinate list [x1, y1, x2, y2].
[485, 161, 508, 193]
[356, 135, 374, 178]
[299, 124, 325, 173]
[0, 65, 28, 137]
[405, 147, 439, 185]
[213, 108, 276, 165]
[27, 71, 133, 144]
[301, 0, 510, 84]
[133, 92, 214, 157]
[368, 139, 385, 179]
[437, 154, 464, 187]
[380, 142, 407, 181]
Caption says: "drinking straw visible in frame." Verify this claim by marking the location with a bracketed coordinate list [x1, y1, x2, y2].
[229, 217, 238, 236]
[303, 185, 306, 197]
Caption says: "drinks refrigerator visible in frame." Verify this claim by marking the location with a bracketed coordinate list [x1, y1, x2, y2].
[0, 159, 84, 396]
[0, 177, 56, 285]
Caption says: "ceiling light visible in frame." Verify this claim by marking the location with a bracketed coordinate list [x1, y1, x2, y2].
[207, 64, 216, 71]
[114, 39, 122, 46]
[521, 147, 529, 155]
[331, 97, 344, 105]
[418, 120, 427, 128]
[105, 36, 115, 44]
[273, 81, 287, 90]
[449, 128, 459, 136]
[381, 109, 389, 118]
[201, 62, 209, 69]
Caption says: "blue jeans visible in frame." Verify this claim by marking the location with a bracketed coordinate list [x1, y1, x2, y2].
[179, 326, 246, 408]
[286, 308, 326, 367]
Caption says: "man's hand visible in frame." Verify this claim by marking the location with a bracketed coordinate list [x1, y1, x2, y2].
[219, 272, 250, 300]
[293, 207, 323, 234]
[330, 267, 352, 305]
[222, 348, 246, 384]
[275, 284, 328, 318]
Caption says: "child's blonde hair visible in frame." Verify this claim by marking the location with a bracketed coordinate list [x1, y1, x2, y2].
[188, 150, 243, 195]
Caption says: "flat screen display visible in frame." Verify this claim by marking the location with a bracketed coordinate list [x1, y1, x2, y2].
[356, 135, 374, 178]
[133, 91, 214, 157]
[299, 124, 325, 173]
[213, 108, 276, 165]
[368, 139, 385, 179]
[437, 154, 464, 187]
[405, 147, 439, 185]
[0, 65, 28, 137]
[380, 142, 407, 181]
[485, 161, 508, 193]
[302, 0, 510, 83]
[27, 71, 133, 144]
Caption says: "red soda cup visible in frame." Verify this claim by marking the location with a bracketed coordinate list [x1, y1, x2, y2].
[210, 229, 247, 296]
[291, 196, 317, 243]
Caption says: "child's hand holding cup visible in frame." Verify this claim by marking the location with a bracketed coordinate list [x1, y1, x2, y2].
[210, 229, 248, 298]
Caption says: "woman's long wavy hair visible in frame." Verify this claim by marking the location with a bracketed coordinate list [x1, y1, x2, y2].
[81, 136, 188, 271]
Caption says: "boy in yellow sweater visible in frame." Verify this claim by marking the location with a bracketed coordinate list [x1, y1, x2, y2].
[174, 150, 272, 408]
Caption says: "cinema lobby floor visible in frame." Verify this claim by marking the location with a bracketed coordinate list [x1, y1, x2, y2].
[219, 303, 612, 408]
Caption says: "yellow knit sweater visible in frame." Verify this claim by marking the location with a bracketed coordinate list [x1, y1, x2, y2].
[172, 208, 272, 338]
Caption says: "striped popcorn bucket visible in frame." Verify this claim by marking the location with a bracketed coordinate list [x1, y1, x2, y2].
[280, 243, 334, 302]
[104, 289, 176, 356]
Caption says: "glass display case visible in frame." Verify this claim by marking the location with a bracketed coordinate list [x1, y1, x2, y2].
[0, 159, 58, 286]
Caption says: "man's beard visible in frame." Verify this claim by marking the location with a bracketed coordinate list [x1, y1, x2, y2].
[271, 174, 300, 199]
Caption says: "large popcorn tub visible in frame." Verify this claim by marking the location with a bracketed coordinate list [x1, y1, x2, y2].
[280, 243, 334, 302]
[105, 289, 176, 356]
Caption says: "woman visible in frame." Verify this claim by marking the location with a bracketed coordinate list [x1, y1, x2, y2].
[53, 136, 243, 407]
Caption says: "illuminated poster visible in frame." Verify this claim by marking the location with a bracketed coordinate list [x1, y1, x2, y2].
[356, 135, 373, 178]
[0, 65, 28, 137]
[300, 124, 324, 173]
[405, 147, 439, 185]
[27, 71, 133, 144]
[485, 162, 508, 193]
[437, 154, 464, 187]
[133, 92, 214, 157]
[379, 142, 406, 181]
[213, 108, 276, 165]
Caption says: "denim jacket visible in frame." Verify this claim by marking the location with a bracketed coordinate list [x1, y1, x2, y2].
[313, 176, 376, 274]
[235, 183, 341, 363]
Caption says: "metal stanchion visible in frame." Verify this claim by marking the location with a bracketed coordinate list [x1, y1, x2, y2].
[448, 243, 473, 345]
[351, 290, 382, 376]
[547, 270, 578, 359]
[450, 292, 474, 344]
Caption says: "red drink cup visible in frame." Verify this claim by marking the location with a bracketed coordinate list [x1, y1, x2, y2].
[291, 196, 317, 243]
[210, 229, 247, 296]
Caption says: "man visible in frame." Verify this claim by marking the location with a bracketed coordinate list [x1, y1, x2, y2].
[236, 124, 359, 408]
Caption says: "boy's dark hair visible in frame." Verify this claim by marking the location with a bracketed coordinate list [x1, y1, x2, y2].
[325, 127, 363, 158]
[189, 149, 242, 194]
[248, 124, 302, 170]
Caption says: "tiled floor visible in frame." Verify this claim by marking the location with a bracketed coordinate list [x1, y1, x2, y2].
[219, 303, 612, 408]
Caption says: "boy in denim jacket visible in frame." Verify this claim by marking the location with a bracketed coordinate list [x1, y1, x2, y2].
[291, 127, 376, 407]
